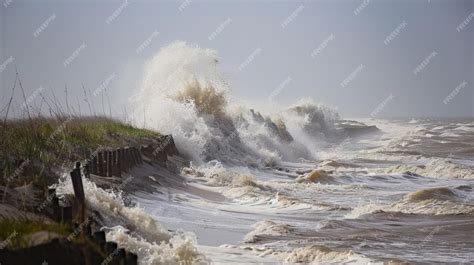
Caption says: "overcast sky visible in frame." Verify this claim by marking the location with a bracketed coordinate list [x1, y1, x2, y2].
[1, 0, 473, 118]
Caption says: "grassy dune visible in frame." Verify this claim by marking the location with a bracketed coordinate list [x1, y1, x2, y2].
[0, 116, 163, 258]
[1, 116, 161, 187]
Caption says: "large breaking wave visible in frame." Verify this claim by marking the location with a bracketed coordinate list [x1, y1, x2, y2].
[131, 41, 340, 166]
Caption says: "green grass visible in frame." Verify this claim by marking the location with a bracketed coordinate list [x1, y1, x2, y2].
[0, 220, 70, 249]
[0, 116, 161, 187]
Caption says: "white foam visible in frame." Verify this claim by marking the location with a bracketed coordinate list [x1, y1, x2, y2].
[243, 220, 292, 243]
[131, 41, 340, 166]
[384, 158, 474, 179]
[107, 226, 209, 265]
[55, 173, 207, 264]
[346, 187, 474, 218]
[284, 245, 378, 264]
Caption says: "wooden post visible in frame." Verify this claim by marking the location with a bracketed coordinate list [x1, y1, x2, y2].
[132, 148, 139, 166]
[124, 148, 130, 170]
[93, 231, 106, 250]
[136, 147, 143, 164]
[131, 148, 136, 165]
[112, 150, 117, 166]
[106, 241, 117, 254]
[122, 148, 127, 171]
[127, 148, 133, 168]
[61, 206, 72, 223]
[92, 156, 98, 174]
[52, 195, 61, 222]
[84, 222, 92, 238]
[129, 147, 134, 168]
[70, 162, 86, 222]
[98, 152, 105, 176]
[84, 161, 91, 178]
[107, 151, 113, 177]
[117, 148, 122, 177]
[112, 150, 117, 176]
[130, 148, 136, 166]
[125, 252, 138, 265]
[116, 248, 126, 264]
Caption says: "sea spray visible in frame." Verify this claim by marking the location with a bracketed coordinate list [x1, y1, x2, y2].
[55, 173, 207, 264]
[131, 41, 341, 166]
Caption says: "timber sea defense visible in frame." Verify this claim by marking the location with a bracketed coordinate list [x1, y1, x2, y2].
[66, 135, 178, 264]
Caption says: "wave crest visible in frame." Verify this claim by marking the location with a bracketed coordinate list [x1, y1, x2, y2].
[132, 41, 343, 165]
[347, 186, 474, 218]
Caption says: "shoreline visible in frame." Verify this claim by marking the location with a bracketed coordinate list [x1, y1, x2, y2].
[0, 116, 186, 264]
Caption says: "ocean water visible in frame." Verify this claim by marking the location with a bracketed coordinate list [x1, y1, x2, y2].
[134, 117, 474, 264]
[57, 42, 474, 264]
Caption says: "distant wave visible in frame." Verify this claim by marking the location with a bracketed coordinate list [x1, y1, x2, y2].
[347, 186, 474, 218]
[384, 158, 474, 179]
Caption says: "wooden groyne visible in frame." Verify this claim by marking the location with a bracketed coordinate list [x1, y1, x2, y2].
[85, 146, 142, 178]
[83, 134, 177, 178]
[46, 135, 178, 265]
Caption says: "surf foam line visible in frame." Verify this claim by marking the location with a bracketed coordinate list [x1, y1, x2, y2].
[55, 173, 209, 265]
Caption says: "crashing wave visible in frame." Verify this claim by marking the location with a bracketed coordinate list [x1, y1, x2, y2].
[55, 173, 207, 264]
[131, 41, 345, 166]
[107, 227, 208, 265]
